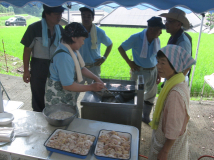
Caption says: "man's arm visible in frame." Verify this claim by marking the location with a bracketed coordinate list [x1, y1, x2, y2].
[94, 43, 113, 66]
[103, 43, 113, 59]
[118, 46, 140, 71]
[23, 46, 32, 83]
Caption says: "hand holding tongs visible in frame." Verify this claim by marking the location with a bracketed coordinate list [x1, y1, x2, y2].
[102, 87, 116, 97]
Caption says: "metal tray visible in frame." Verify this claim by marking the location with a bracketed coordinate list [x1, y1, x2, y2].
[94, 129, 132, 160]
[44, 129, 96, 159]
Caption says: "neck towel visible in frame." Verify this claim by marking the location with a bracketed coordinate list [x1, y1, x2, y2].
[90, 24, 97, 49]
[167, 28, 183, 45]
[140, 29, 160, 58]
[61, 42, 85, 83]
[42, 18, 61, 47]
[149, 73, 185, 130]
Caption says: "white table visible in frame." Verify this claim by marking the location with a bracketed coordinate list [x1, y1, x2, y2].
[49, 118, 139, 160]
[0, 109, 63, 160]
[0, 110, 139, 160]
[200, 74, 214, 103]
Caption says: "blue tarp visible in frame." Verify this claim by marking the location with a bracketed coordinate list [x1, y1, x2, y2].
[0, 0, 214, 13]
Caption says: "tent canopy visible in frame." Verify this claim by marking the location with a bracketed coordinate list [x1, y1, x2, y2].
[1, 0, 214, 13]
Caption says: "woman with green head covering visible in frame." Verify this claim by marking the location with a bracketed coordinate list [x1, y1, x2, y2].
[148, 45, 196, 160]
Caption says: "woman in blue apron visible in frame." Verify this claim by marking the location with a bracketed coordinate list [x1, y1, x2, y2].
[45, 22, 104, 117]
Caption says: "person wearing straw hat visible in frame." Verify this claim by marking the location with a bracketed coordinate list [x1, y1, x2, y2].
[159, 8, 192, 82]
[118, 17, 165, 124]
[45, 22, 104, 117]
[21, 4, 65, 112]
[79, 6, 113, 84]
[148, 45, 196, 160]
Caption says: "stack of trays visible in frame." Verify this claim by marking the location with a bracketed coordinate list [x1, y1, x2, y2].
[44, 129, 131, 159]
[44, 129, 96, 159]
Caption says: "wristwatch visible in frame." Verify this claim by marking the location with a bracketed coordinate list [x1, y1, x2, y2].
[102, 56, 106, 60]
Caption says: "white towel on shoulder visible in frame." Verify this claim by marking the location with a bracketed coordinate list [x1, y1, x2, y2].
[90, 24, 97, 49]
[140, 29, 160, 58]
[61, 42, 85, 83]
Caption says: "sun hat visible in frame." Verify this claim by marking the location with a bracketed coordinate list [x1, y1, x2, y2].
[147, 16, 165, 28]
[159, 45, 195, 73]
[159, 8, 190, 29]
[79, 6, 95, 16]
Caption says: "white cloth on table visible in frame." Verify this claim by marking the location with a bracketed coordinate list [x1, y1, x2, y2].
[0, 127, 14, 142]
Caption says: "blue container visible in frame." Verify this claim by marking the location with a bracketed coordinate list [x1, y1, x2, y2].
[44, 129, 96, 159]
[94, 129, 132, 160]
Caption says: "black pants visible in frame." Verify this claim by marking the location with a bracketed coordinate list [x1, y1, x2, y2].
[30, 57, 50, 112]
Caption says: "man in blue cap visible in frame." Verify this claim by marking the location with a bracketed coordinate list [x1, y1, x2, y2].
[79, 6, 113, 84]
[118, 17, 165, 124]
[21, 4, 65, 112]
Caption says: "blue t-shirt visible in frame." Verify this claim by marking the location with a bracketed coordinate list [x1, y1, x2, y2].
[79, 26, 112, 64]
[121, 29, 160, 68]
[49, 43, 77, 86]
[176, 32, 191, 55]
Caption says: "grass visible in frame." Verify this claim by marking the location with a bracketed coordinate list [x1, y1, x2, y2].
[0, 20, 214, 98]
[26, 17, 41, 25]
[0, 16, 41, 61]
[0, 52, 22, 76]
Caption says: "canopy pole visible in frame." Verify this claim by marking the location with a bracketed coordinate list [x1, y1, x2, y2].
[68, 9, 70, 24]
[67, 4, 72, 24]
[189, 13, 205, 92]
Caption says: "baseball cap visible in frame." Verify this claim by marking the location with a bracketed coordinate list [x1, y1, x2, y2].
[147, 17, 165, 28]
[79, 6, 95, 16]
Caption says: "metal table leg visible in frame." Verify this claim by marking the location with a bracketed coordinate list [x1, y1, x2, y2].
[200, 81, 206, 104]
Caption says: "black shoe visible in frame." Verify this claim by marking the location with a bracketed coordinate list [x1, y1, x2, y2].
[142, 115, 151, 124]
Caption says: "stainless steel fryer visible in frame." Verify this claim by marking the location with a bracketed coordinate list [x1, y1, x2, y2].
[80, 76, 144, 134]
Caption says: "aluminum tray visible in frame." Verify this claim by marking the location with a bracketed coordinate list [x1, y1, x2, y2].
[94, 129, 132, 160]
[44, 129, 96, 159]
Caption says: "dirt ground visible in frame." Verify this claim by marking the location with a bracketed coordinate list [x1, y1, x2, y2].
[0, 71, 214, 159]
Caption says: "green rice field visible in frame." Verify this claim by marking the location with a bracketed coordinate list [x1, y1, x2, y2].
[0, 20, 214, 97]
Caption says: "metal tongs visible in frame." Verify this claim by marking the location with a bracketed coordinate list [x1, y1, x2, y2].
[102, 88, 116, 97]
[102, 88, 124, 103]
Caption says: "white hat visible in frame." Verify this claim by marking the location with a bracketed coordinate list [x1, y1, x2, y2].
[159, 8, 190, 29]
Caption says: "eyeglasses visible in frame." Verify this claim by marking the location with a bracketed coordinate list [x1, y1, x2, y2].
[165, 19, 180, 24]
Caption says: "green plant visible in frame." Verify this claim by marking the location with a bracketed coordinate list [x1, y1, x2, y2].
[205, 13, 214, 30]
